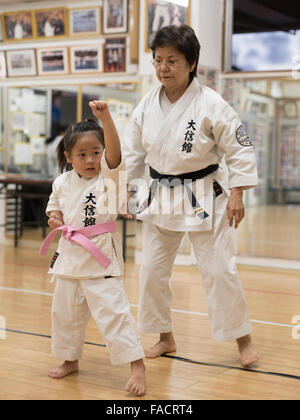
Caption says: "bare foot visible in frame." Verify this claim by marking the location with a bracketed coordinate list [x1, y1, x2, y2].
[145, 332, 177, 358]
[124, 359, 146, 397]
[237, 335, 259, 368]
[48, 360, 79, 379]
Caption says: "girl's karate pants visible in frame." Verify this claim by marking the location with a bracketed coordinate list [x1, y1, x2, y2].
[138, 193, 252, 342]
[51, 275, 145, 365]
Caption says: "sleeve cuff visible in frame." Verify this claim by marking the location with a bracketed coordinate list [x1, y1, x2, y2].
[228, 177, 259, 189]
[101, 150, 125, 173]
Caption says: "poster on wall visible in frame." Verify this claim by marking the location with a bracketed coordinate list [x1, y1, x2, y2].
[104, 38, 126, 72]
[145, 0, 190, 52]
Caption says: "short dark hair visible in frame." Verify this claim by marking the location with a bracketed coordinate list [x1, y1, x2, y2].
[151, 25, 200, 82]
[56, 119, 105, 174]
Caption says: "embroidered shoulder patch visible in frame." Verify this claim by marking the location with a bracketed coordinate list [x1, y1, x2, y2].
[236, 124, 253, 147]
[50, 252, 59, 268]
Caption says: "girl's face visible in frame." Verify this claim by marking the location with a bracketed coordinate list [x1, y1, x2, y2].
[64, 133, 104, 179]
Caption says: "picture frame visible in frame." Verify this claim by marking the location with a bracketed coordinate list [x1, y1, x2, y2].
[102, 0, 128, 34]
[145, 0, 190, 52]
[0, 52, 6, 78]
[34, 8, 68, 39]
[104, 38, 126, 73]
[0, 17, 3, 42]
[2, 10, 34, 41]
[70, 45, 103, 74]
[69, 7, 101, 36]
[6, 49, 36, 77]
[37, 47, 69, 76]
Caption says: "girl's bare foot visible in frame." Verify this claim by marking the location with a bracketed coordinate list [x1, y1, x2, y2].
[48, 360, 79, 379]
[124, 359, 146, 396]
[145, 332, 177, 358]
[237, 335, 259, 368]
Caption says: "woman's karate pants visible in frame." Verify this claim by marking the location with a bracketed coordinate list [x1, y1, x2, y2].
[138, 194, 252, 342]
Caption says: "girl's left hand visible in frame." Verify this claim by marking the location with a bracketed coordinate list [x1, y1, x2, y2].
[89, 100, 111, 120]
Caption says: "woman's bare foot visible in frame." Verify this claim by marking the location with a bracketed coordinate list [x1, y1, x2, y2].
[145, 332, 177, 358]
[48, 360, 79, 379]
[124, 359, 146, 396]
[237, 335, 259, 368]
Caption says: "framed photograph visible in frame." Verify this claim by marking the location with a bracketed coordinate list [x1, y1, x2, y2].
[103, 0, 128, 34]
[0, 52, 6, 78]
[37, 47, 69, 75]
[2, 11, 34, 41]
[145, 0, 190, 52]
[70, 45, 103, 74]
[69, 7, 101, 36]
[34, 8, 67, 39]
[6, 49, 36, 77]
[104, 38, 126, 73]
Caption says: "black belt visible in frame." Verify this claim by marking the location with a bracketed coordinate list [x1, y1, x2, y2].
[138, 165, 219, 220]
[149, 164, 219, 185]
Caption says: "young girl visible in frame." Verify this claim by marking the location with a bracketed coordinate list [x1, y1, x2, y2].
[40, 101, 146, 396]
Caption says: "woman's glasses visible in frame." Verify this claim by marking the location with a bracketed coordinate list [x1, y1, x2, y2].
[151, 58, 185, 69]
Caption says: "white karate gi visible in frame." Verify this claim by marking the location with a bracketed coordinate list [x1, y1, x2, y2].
[123, 77, 258, 341]
[46, 153, 144, 365]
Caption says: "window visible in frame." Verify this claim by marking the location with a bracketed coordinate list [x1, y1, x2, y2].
[225, 0, 300, 72]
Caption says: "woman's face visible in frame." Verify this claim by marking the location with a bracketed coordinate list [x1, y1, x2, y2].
[153, 45, 195, 92]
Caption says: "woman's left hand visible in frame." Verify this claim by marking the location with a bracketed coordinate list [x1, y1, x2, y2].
[226, 187, 245, 229]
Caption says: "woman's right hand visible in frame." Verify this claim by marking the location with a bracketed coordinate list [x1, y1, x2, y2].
[48, 211, 64, 229]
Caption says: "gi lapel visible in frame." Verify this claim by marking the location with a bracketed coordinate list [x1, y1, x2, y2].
[148, 78, 200, 162]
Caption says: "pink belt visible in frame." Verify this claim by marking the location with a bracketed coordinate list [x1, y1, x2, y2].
[40, 221, 117, 268]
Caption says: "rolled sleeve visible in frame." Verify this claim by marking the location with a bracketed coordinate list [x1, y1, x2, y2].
[46, 179, 61, 216]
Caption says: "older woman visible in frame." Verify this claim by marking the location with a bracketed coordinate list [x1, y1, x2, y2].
[123, 25, 259, 367]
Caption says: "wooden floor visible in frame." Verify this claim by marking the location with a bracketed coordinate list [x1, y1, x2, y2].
[0, 242, 300, 400]
[238, 205, 300, 260]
